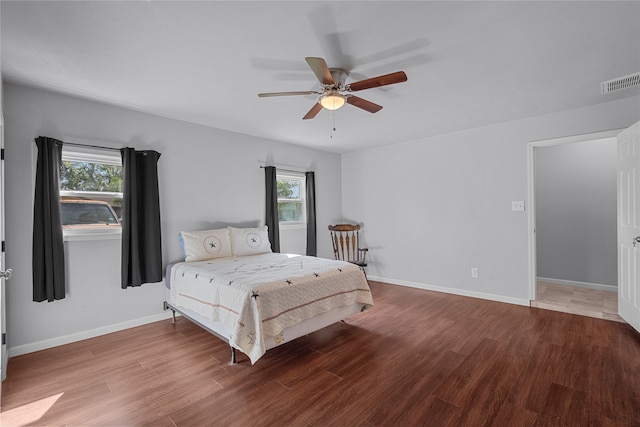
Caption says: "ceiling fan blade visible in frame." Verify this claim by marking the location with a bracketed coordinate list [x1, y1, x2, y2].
[303, 103, 323, 120]
[347, 71, 407, 92]
[346, 96, 383, 113]
[258, 91, 317, 98]
[305, 57, 335, 85]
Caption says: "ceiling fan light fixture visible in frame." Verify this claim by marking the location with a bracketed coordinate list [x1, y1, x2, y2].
[320, 92, 345, 110]
[258, 57, 407, 119]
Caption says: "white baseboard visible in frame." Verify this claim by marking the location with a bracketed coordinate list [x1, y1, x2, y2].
[536, 277, 617, 293]
[367, 275, 531, 307]
[8, 311, 174, 357]
[9, 276, 537, 357]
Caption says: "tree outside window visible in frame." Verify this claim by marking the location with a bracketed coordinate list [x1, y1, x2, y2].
[60, 161, 122, 193]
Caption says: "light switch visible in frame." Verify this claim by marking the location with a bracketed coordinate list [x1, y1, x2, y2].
[512, 201, 525, 212]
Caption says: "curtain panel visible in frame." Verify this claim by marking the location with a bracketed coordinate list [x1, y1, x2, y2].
[305, 171, 317, 256]
[32, 136, 66, 302]
[264, 166, 280, 253]
[120, 148, 163, 288]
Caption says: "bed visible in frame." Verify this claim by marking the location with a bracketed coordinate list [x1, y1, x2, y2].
[164, 226, 374, 364]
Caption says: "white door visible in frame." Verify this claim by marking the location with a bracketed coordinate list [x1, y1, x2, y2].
[618, 121, 640, 332]
[0, 115, 7, 386]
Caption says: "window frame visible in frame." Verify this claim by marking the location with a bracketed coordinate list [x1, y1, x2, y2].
[60, 147, 123, 241]
[276, 172, 306, 229]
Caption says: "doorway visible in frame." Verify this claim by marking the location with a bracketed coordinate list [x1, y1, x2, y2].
[527, 130, 622, 321]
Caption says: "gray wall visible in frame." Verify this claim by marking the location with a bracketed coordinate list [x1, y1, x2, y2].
[4, 82, 343, 355]
[341, 96, 639, 303]
[4, 79, 639, 355]
[535, 139, 618, 287]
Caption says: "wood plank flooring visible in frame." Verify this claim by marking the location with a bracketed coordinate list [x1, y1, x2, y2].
[2, 281, 640, 426]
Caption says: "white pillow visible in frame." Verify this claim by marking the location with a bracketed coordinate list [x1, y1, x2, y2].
[228, 226, 272, 256]
[180, 228, 232, 261]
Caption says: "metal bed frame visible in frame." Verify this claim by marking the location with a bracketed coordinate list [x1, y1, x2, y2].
[163, 301, 239, 365]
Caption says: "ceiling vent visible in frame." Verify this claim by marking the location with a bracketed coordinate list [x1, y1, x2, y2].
[601, 72, 640, 94]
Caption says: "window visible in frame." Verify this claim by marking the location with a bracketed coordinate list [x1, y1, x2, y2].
[59, 148, 123, 238]
[277, 172, 306, 226]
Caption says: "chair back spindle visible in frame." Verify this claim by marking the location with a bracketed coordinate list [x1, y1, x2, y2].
[328, 224, 368, 276]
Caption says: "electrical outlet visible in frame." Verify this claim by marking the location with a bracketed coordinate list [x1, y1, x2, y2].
[512, 201, 525, 212]
[471, 268, 479, 278]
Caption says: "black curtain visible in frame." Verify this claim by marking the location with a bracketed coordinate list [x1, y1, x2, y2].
[120, 148, 162, 288]
[33, 136, 66, 302]
[264, 166, 280, 253]
[305, 171, 317, 256]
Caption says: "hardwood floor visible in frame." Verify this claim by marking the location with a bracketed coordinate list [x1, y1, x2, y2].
[2, 281, 640, 426]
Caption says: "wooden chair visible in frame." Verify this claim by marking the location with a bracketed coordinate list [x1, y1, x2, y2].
[328, 224, 368, 276]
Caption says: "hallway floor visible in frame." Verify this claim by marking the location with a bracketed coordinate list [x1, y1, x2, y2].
[531, 281, 623, 323]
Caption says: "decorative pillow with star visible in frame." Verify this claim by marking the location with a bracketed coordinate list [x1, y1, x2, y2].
[180, 228, 233, 261]
[228, 226, 272, 256]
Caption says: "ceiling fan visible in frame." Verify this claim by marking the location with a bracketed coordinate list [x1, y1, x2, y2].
[258, 57, 408, 120]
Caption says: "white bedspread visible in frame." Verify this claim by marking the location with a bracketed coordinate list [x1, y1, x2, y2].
[168, 253, 373, 364]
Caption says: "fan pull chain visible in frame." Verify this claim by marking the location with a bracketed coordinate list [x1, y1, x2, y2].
[330, 109, 337, 138]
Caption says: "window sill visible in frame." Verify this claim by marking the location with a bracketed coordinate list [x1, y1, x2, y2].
[279, 223, 307, 230]
[63, 229, 122, 242]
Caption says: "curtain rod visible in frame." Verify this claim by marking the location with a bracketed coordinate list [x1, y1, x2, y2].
[259, 165, 309, 174]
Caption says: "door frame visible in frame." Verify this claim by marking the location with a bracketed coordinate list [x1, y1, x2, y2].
[526, 129, 623, 301]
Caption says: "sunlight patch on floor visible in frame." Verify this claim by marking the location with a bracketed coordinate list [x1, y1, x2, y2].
[0, 392, 64, 426]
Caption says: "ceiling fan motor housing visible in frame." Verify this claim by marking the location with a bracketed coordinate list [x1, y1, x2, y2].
[328, 68, 348, 90]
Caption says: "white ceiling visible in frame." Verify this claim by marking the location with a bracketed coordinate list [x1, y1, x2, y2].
[2, 1, 639, 153]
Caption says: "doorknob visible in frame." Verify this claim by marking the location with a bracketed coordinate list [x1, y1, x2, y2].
[0, 268, 12, 280]
[634, 237, 640, 247]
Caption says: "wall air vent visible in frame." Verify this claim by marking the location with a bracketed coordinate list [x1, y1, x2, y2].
[601, 72, 640, 94]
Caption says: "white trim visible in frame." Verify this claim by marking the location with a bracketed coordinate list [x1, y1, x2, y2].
[528, 129, 622, 148]
[277, 170, 305, 179]
[63, 230, 122, 241]
[367, 275, 530, 307]
[537, 277, 617, 293]
[279, 222, 306, 230]
[8, 311, 174, 357]
[276, 171, 307, 226]
[1, 114, 6, 382]
[526, 128, 623, 302]
[62, 148, 122, 166]
[526, 141, 537, 301]
[60, 190, 123, 199]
